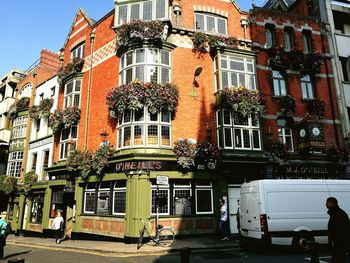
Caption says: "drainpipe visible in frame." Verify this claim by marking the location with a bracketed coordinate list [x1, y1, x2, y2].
[321, 29, 340, 146]
[83, 30, 96, 151]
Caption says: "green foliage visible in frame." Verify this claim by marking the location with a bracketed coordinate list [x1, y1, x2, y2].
[0, 175, 18, 195]
[48, 107, 81, 134]
[192, 32, 238, 54]
[18, 171, 38, 195]
[221, 86, 265, 117]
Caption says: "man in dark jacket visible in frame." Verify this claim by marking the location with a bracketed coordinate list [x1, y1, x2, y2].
[326, 197, 350, 263]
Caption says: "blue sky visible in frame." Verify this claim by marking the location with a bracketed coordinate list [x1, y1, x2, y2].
[0, 0, 265, 77]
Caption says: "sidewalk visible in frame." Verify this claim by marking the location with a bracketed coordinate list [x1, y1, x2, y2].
[6, 235, 240, 256]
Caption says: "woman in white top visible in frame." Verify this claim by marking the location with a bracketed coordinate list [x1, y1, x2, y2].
[51, 211, 64, 244]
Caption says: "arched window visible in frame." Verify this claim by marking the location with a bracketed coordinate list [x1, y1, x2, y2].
[18, 83, 32, 99]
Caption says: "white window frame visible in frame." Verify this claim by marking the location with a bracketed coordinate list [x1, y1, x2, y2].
[112, 181, 127, 216]
[96, 183, 111, 215]
[12, 116, 28, 140]
[63, 79, 81, 108]
[272, 70, 287, 97]
[301, 74, 314, 99]
[59, 125, 78, 160]
[117, 107, 172, 150]
[7, 151, 24, 178]
[195, 183, 214, 215]
[265, 26, 276, 48]
[119, 48, 171, 85]
[220, 111, 261, 151]
[116, 0, 169, 26]
[278, 127, 294, 152]
[151, 184, 170, 216]
[194, 12, 227, 35]
[30, 152, 38, 172]
[84, 184, 96, 214]
[71, 43, 85, 59]
[215, 54, 256, 92]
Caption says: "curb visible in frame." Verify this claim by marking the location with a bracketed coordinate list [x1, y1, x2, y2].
[7, 240, 240, 256]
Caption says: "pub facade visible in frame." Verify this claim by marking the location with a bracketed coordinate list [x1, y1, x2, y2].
[5, 0, 348, 242]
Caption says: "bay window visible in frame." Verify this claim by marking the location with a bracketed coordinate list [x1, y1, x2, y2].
[215, 54, 256, 91]
[7, 151, 24, 178]
[12, 116, 28, 139]
[64, 79, 81, 108]
[120, 48, 171, 85]
[195, 12, 227, 35]
[59, 125, 78, 160]
[217, 110, 261, 151]
[116, 0, 169, 25]
[117, 108, 171, 149]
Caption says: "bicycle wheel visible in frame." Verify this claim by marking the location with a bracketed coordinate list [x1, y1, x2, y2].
[137, 227, 145, 249]
[157, 228, 175, 247]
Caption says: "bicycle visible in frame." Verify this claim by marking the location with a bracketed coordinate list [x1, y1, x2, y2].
[137, 218, 175, 249]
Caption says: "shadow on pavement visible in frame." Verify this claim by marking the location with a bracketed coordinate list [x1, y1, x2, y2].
[4, 250, 32, 260]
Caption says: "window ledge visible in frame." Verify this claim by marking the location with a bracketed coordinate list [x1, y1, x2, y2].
[301, 98, 315, 102]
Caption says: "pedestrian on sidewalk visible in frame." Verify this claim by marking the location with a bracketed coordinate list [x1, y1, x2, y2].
[219, 199, 230, 241]
[326, 197, 350, 263]
[236, 199, 241, 242]
[51, 211, 64, 244]
[0, 212, 9, 260]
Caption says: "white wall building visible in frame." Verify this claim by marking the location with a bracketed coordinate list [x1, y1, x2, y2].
[26, 76, 58, 181]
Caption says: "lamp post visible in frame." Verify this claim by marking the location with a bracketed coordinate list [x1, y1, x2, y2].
[240, 17, 249, 45]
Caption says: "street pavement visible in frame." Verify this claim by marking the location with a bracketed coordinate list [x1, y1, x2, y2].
[2, 244, 350, 263]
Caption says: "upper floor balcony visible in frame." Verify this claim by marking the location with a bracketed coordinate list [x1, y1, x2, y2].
[0, 97, 15, 115]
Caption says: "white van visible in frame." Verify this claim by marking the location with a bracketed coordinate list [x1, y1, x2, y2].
[240, 179, 350, 249]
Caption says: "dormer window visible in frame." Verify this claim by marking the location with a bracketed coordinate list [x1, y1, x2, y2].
[195, 12, 227, 35]
[71, 43, 84, 59]
[116, 0, 168, 26]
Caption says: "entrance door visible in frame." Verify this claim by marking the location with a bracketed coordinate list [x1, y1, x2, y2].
[63, 192, 74, 239]
[228, 186, 240, 234]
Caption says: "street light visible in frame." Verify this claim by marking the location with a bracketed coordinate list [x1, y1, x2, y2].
[240, 17, 249, 41]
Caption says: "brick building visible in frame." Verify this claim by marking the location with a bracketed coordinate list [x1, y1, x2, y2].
[5, 0, 347, 243]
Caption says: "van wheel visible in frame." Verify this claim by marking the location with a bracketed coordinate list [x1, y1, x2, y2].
[293, 233, 314, 252]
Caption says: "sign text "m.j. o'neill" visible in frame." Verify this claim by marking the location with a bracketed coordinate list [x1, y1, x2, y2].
[115, 161, 162, 172]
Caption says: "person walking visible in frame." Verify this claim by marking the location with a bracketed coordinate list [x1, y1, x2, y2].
[0, 212, 9, 260]
[51, 211, 64, 244]
[326, 197, 350, 263]
[219, 199, 230, 241]
[236, 199, 241, 241]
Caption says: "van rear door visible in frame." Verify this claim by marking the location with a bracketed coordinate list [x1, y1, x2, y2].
[240, 184, 262, 239]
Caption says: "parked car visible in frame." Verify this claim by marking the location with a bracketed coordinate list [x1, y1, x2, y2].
[239, 179, 350, 250]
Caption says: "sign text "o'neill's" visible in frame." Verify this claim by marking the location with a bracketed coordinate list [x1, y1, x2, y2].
[115, 161, 162, 172]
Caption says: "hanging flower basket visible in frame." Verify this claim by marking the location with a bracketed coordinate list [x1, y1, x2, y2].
[7, 97, 30, 119]
[268, 141, 290, 166]
[196, 142, 221, 170]
[287, 50, 324, 75]
[309, 99, 326, 119]
[267, 46, 291, 69]
[29, 98, 53, 120]
[278, 95, 296, 121]
[57, 58, 84, 85]
[220, 86, 265, 117]
[48, 107, 81, 134]
[106, 81, 179, 118]
[192, 32, 238, 54]
[18, 171, 38, 195]
[116, 20, 165, 47]
[173, 139, 197, 169]
[67, 144, 115, 180]
[0, 175, 18, 195]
